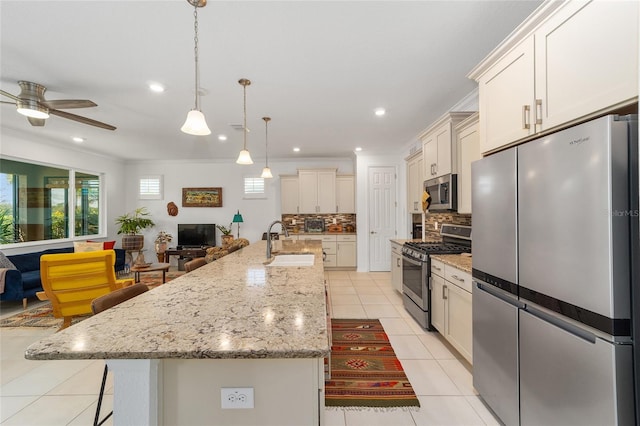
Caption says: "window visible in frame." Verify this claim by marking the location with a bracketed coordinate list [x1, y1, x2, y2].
[243, 177, 266, 199]
[139, 175, 163, 200]
[0, 158, 103, 245]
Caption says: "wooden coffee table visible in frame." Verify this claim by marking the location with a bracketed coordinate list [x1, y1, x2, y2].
[130, 262, 171, 284]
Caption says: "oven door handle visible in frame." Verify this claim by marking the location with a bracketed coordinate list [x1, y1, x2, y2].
[402, 254, 423, 267]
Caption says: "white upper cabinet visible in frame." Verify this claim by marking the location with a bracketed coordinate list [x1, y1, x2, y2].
[534, 0, 639, 131]
[406, 151, 424, 214]
[336, 175, 355, 213]
[456, 113, 481, 214]
[420, 112, 474, 180]
[476, 36, 536, 153]
[470, 0, 639, 154]
[298, 169, 337, 213]
[280, 175, 299, 214]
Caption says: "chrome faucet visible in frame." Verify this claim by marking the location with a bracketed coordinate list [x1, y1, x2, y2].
[266, 220, 289, 259]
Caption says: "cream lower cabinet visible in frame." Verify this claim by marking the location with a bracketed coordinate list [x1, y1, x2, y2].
[471, 0, 639, 154]
[430, 258, 473, 363]
[295, 234, 356, 268]
[390, 241, 403, 293]
[336, 235, 356, 268]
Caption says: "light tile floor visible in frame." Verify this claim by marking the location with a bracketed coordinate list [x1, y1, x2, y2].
[0, 270, 500, 425]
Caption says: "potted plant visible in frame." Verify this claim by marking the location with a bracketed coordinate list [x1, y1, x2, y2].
[216, 223, 234, 248]
[154, 231, 172, 262]
[115, 207, 155, 251]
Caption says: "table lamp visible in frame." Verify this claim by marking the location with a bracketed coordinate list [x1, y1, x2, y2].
[233, 210, 244, 238]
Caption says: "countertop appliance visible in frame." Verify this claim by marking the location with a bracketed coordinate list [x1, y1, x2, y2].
[424, 174, 457, 211]
[303, 218, 325, 233]
[472, 114, 638, 425]
[401, 224, 471, 330]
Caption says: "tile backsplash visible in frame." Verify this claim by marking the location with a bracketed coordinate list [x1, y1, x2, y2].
[281, 214, 356, 233]
[424, 212, 472, 241]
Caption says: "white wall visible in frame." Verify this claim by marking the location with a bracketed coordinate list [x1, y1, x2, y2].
[1, 129, 127, 255]
[124, 157, 356, 251]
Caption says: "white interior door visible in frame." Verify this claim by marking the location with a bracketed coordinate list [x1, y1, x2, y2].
[368, 166, 396, 271]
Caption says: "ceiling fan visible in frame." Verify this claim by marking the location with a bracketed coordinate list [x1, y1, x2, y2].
[0, 81, 116, 130]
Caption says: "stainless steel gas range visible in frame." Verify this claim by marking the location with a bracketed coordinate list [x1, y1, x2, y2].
[401, 224, 471, 330]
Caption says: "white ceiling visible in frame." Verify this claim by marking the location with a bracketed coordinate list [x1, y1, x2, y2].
[1, 1, 542, 162]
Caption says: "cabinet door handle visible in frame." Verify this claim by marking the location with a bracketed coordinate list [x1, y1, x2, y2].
[535, 99, 543, 125]
[442, 285, 448, 300]
[451, 274, 465, 283]
[522, 105, 531, 129]
[396, 258, 400, 267]
[432, 265, 442, 271]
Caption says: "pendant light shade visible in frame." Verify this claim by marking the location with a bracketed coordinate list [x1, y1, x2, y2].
[236, 78, 253, 164]
[181, 110, 211, 135]
[236, 149, 253, 165]
[260, 116, 273, 178]
[181, 0, 211, 136]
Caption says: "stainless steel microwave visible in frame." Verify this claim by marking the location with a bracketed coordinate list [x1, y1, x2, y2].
[424, 174, 457, 211]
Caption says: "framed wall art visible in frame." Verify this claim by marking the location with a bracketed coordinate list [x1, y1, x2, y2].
[182, 187, 223, 207]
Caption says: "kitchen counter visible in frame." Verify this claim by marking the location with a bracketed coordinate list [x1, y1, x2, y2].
[289, 231, 357, 236]
[25, 240, 329, 425]
[26, 240, 328, 360]
[431, 253, 473, 273]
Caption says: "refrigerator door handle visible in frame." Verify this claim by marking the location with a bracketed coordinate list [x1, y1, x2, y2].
[524, 305, 597, 344]
[474, 281, 524, 309]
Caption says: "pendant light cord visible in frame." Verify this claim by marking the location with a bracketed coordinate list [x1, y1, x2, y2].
[193, 4, 200, 111]
[243, 83, 247, 150]
[265, 119, 269, 167]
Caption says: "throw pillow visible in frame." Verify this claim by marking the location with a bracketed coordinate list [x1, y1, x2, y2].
[74, 241, 105, 252]
[88, 240, 116, 250]
[0, 251, 17, 270]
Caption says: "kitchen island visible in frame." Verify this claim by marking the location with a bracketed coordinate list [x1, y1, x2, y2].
[25, 240, 329, 426]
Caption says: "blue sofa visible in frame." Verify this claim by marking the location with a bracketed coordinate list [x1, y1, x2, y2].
[2, 247, 126, 308]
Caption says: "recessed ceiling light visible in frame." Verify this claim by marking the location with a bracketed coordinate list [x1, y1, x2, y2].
[293, 147, 300, 152]
[149, 83, 165, 93]
[218, 134, 228, 141]
[72, 137, 85, 143]
[355, 147, 362, 152]
[374, 108, 386, 116]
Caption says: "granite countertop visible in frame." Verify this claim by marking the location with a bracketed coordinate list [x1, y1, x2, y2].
[25, 240, 329, 361]
[289, 231, 357, 236]
[430, 254, 473, 273]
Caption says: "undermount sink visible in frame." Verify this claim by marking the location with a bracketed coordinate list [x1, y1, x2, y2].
[267, 254, 315, 267]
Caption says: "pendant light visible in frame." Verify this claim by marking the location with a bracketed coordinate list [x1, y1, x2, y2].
[261, 117, 273, 178]
[181, 0, 211, 136]
[236, 78, 253, 164]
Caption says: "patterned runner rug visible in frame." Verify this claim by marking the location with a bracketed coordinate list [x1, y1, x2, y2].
[0, 270, 185, 328]
[326, 318, 420, 409]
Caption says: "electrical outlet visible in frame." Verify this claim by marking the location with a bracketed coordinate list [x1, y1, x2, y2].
[221, 387, 254, 409]
[434, 221, 439, 230]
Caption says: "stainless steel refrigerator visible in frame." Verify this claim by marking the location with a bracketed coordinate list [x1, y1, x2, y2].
[472, 115, 638, 425]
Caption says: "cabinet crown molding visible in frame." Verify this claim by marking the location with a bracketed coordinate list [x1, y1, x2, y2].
[467, 0, 564, 80]
[418, 111, 475, 141]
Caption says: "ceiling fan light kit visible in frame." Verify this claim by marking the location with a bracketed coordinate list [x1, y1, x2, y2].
[236, 78, 253, 165]
[181, 0, 211, 136]
[1, 80, 115, 130]
[261, 116, 273, 178]
[17, 99, 49, 119]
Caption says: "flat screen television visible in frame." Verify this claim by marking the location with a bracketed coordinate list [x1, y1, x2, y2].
[177, 224, 216, 248]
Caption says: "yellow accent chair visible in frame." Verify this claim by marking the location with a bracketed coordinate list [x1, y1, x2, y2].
[39, 250, 134, 330]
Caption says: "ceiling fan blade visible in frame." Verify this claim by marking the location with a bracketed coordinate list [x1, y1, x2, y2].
[28, 117, 45, 126]
[0, 89, 20, 102]
[1, 100, 16, 105]
[42, 99, 97, 109]
[49, 109, 116, 131]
